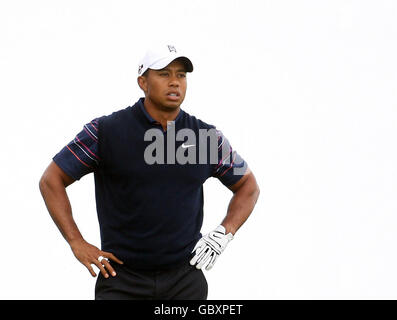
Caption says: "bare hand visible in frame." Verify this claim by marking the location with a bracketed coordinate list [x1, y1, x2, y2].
[69, 239, 123, 278]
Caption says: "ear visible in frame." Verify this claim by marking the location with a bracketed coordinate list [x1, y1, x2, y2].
[137, 76, 148, 94]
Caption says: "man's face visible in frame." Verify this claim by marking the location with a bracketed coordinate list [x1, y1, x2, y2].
[138, 59, 187, 109]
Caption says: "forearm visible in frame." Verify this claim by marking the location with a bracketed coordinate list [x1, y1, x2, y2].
[39, 178, 84, 245]
[221, 178, 260, 235]
[190, 174, 259, 270]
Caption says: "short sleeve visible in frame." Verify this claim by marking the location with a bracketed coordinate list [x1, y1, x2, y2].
[52, 118, 100, 181]
[211, 129, 248, 187]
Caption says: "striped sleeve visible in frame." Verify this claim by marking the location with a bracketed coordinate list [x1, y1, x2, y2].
[211, 129, 248, 187]
[52, 118, 100, 181]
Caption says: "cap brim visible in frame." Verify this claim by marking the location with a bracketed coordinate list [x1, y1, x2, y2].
[150, 55, 193, 72]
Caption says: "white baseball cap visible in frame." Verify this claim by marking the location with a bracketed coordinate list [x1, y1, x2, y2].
[137, 44, 194, 76]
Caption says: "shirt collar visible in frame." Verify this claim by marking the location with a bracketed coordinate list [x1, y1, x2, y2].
[137, 97, 184, 124]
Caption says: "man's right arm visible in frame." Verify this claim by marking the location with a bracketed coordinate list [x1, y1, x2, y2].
[39, 160, 83, 247]
[39, 118, 123, 278]
[39, 160, 122, 278]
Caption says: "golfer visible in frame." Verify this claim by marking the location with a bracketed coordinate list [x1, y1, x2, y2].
[39, 44, 260, 300]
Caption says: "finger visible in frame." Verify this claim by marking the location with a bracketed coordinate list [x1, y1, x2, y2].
[205, 252, 218, 271]
[84, 263, 97, 277]
[93, 260, 109, 278]
[190, 243, 209, 266]
[103, 252, 124, 265]
[194, 246, 210, 268]
[196, 243, 207, 256]
[100, 258, 117, 277]
[196, 245, 211, 264]
[190, 248, 202, 266]
[192, 239, 205, 254]
[196, 247, 213, 269]
[190, 245, 206, 265]
[190, 242, 205, 265]
[190, 252, 200, 266]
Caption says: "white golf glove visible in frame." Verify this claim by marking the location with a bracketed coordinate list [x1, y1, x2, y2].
[190, 225, 234, 270]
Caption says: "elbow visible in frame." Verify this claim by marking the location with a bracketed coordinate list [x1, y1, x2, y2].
[39, 174, 49, 194]
[240, 173, 260, 201]
[39, 169, 56, 194]
[253, 183, 260, 202]
[248, 173, 260, 198]
[242, 178, 260, 201]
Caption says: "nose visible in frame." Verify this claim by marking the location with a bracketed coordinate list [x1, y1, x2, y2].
[169, 74, 180, 87]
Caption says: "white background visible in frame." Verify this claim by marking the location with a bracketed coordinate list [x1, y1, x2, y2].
[0, 0, 396, 299]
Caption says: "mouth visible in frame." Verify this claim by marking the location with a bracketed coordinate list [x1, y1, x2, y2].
[166, 91, 181, 101]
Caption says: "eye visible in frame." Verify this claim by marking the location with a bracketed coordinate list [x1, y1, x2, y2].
[178, 73, 186, 78]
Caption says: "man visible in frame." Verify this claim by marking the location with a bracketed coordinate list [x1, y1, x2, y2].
[39, 44, 260, 300]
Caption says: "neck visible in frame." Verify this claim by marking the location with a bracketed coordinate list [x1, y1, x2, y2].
[143, 97, 181, 131]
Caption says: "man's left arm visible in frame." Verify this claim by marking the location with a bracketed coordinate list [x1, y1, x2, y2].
[221, 167, 260, 235]
[190, 167, 260, 270]
[190, 129, 260, 270]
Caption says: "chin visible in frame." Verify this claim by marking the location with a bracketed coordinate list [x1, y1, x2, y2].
[163, 100, 183, 109]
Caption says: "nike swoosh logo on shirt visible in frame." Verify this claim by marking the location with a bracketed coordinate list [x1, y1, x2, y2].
[181, 143, 196, 148]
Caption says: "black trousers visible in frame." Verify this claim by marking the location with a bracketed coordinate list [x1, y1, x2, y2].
[95, 260, 208, 300]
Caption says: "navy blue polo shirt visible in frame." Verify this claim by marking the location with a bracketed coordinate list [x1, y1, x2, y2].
[53, 98, 247, 270]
